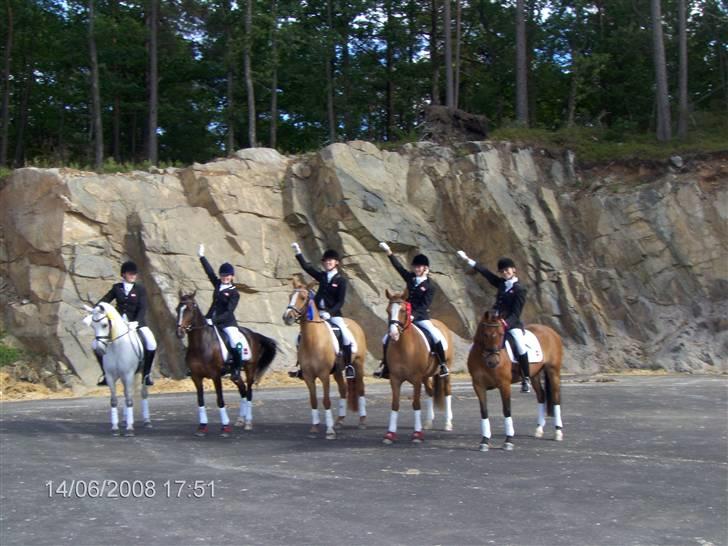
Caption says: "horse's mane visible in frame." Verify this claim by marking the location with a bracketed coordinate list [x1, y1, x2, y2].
[96, 302, 126, 339]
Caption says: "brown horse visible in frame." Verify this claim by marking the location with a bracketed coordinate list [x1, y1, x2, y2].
[175, 291, 277, 436]
[467, 309, 564, 451]
[382, 289, 454, 444]
[282, 277, 367, 439]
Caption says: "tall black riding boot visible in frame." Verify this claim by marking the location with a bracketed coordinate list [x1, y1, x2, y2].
[517, 352, 531, 393]
[95, 352, 107, 386]
[342, 345, 355, 379]
[230, 344, 243, 381]
[434, 341, 449, 377]
[142, 349, 156, 386]
[373, 339, 390, 379]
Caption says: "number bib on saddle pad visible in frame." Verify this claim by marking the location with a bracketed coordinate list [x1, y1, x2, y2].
[212, 326, 251, 363]
[505, 329, 543, 363]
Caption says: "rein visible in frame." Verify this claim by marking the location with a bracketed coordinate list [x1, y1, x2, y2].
[388, 300, 413, 334]
[287, 290, 326, 324]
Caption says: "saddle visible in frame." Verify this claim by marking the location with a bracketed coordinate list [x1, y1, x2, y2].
[414, 325, 436, 353]
[211, 326, 251, 365]
[504, 330, 544, 363]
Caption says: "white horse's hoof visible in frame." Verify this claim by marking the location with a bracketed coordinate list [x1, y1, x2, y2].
[358, 419, 367, 430]
[444, 421, 453, 432]
[124, 429, 135, 437]
[423, 420, 433, 431]
[554, 429, 564, 442]
[244, 422, 253, 431]
[325, 429, 336, 440]
[235, 417, 246, 427]
[535, 425, 544, 438]
[143, 420, 152, 429]
[503, 441, 514, 451]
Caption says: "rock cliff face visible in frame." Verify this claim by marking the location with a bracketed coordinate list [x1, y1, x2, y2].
[1, 142, 725, 386]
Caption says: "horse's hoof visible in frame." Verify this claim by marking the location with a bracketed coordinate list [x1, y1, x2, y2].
[382, 431, 397, 445]
[143, 420, 152, 429]
[412, 431, 425, 443]
[244, 422, 253, 431]
[423, 420, 433, 431]
[111, 428, 120, 437]
[358, 420, 367, 430]
[221, 425, 233, 438]
[235, 417, 246, 427]
[334, 417, 345, 429]
[534, 425, 544, 438]
[554, 429, 564, 442]
[124, 429, 135, 437]
[325, 428, 336, 440]
[444, 421, 453, 432]
[195, 425, 209, 437]
[503, 441, 514, 451]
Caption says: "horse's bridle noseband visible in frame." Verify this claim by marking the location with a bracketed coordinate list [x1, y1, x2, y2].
[388, 300, 412, 334]
[177, 301, 207, 333]
[481, 320, 505, 368]
[286, 289, 325, 324]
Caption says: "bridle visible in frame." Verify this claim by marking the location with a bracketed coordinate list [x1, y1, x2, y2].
[92, 313, 132, 346]
[286, 289, 325, 324]
[176, 299, 208, 335]
[480, 317, 507, 368]
[387, 300, 413, 335]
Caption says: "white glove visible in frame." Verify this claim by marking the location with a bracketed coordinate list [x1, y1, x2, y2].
[292, 242, 301, 254]
[128, 321, 139, 330]
[319, 311, 331, 320]
[198, 244, 205, 257]
[457, 250, 476, 267]
[378, 241, 391, 255]
[205, 318, 213, 326]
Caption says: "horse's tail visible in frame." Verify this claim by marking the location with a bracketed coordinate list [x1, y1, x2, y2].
[544, 368, 554, 417]
[432, 373, 446, 411]
[252, 332, 278, 383]
[346, 376, 358, 412]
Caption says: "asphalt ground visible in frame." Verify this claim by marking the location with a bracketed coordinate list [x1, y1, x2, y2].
[0, 375, 726, 546]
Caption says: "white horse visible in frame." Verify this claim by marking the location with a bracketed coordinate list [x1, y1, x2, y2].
[84, 302, 150, 436]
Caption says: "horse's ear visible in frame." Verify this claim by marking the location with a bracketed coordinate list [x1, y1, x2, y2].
[178, 289, 184, 299]
[306, 281, 317, 291]
[83, 304, 94, 312]
[385, 288, 392, 300]
[292, 275, 302, 288]
[191, 289, 197, 299]
[402, 287, 409, 300]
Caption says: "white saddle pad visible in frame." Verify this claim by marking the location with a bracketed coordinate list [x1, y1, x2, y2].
[505, 329, 543, 363]
[213, 327, 251, 363]
[324, 322, 357, 356]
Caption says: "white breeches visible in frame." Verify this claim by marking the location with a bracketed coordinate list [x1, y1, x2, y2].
[413, 320, 447, 350]
[508, 328, 527, 356]
[137, 326, 157, 351]
[327, 316, 354, 346]
[223, 326, 246, 349]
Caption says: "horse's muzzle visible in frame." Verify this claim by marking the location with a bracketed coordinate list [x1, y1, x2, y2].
[175, 326, 186, 339]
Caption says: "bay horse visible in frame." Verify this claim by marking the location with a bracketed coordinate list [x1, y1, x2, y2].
[83, 302, 151, 436]
[175, 291, 277, 437]
[468, 309, 564, 451]
[282, 277, 367, 439]
[382, 289, 454, 444]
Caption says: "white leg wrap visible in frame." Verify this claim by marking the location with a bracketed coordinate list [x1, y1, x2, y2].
[425, 397, 434, 421]
[504, 416, 515, 437]
[480, 418, 491, 438]
[358, 396, 367, 417]
[239, 400, 246, 418]
[311, 409, 320, 426]
[325, 409, 334, 429]
[553, 405, 563, 428]
[388, 410, 399, 433]
[141, 399, 150, 421]
[414, 409, 422, 432]
[338, 398, 346, 418]
[125, 406, 134, 428]
[219, 407, 230, 426]
[537, 403, 546, 427]
[445, 395, 453, 422]
[245, 400, 253, 421]
[198, 406, 208, 425]
[110, 407, 119, 428]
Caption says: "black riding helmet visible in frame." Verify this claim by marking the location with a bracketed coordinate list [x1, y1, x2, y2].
[120, 261, 138, 275]
[218, 262, 235, 276]
[411, 254, 429, 267]
[321, 249, 340, 261]
[497, 257, 516, 271]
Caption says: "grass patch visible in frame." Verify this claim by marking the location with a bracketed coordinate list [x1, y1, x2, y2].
[0, 334, 23, 368]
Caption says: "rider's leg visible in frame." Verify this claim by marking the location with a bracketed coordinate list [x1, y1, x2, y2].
[373, 335, 390, 379]
[92, 339, 107, 386]
[330, 317, 355, 379]
[509, 328, 531, 393]
[223, 327, 247, 381]
[288, 333, 303, 379]
[138, 326, 157, 386]
[416, 320, 449, 377]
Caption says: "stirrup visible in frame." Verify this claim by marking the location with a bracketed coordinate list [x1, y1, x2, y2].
[373, 365, 389, 379]
[521, 378, 531, 393]
[97, 375, 107, 386]
[143, 374, 154, 386]
[344, 365, 355, 380]
[438, 364, 450, 378]
[288, 368, 303, 379]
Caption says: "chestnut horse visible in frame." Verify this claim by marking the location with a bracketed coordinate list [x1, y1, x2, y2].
[382, 289, 454, 444]
[282, 277, 367, 439]
[175, 292, 277, 436]
[468, 309, 564, 451]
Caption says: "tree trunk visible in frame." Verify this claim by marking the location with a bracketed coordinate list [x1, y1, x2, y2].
[13, 64, 32, 167]
[515, 0, 528, 126]
[325, 0, 336, 143]
[223, 0, 235, 154]
[430, 0, 439, 105]
[147, 0, 159, 164]
[341, 10, 353, 139]
[385, 0, 394, 140]
[443, 0, 454, 108]
[244, 0, 256, 147]
[651, 0, 671, 141]
[0, 0, 13, 167]
[269, 0, 278, 149]
[677, 0, 688, 139]
[454, 0, 461, 109]
[110, 0, 121, 163]
[89, 0, 104, 171]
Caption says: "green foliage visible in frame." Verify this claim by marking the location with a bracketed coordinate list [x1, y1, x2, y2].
[0, 333, 23, 368]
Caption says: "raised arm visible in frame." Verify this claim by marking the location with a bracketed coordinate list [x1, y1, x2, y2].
[379, 241, 411, 283]
[198, 244, 219, 287]
[456, 250, 501, 288]
[292, 243, 324, 282]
